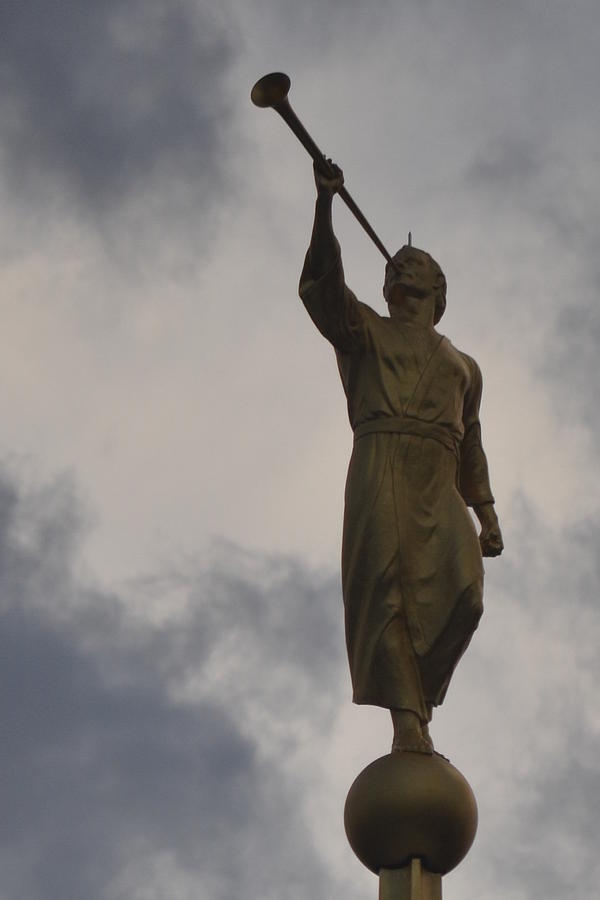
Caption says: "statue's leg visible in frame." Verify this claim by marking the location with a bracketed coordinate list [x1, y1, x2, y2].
[418, 579, 483, 708]
[380, 615, 432, 753]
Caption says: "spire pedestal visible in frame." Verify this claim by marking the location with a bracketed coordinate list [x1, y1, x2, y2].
[379, 861, 441, 900]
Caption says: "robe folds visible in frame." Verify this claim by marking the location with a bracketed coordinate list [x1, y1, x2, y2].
[299, 252, 495, 720]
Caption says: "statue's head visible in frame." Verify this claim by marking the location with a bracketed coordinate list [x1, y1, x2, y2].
[383, 246, 446, 324]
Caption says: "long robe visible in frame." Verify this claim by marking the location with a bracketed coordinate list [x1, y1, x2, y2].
[299, 253, 495, 720]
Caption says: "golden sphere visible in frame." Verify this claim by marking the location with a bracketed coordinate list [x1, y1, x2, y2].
[344, 752, 477, 875]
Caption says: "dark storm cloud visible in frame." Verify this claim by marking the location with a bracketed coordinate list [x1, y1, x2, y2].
[0, 606, 253, 899]
[0, 0, 237, 211]
[0, 467, 345, 899]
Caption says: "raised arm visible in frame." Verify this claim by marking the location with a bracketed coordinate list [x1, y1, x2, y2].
[299, 162, 366, 351]
[307, 161, 345, 276]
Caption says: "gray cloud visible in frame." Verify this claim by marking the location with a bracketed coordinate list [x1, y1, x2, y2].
[513, 760, 600, 898]
[1, 1, 599, 896]
[0, 459, 599, 899]
[0, 606, 253, 899]
[0, 467, 347, 900]
[461, 495, 600, 898]
[0, 0, 237, 215]
[482, 685, 600, 900]
[465, 138, 544, 194]
[542, 266, 600, 438]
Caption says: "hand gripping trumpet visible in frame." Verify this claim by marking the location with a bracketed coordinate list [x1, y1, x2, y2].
[251, 72, 401, 273]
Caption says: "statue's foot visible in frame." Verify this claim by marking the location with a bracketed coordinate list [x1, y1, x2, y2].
[421, 723, 435, 752]
[391, 730, 434, 755]
[390, 709, 434, 754]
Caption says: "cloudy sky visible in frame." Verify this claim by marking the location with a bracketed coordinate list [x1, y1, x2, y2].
[1, 1, 599, 897]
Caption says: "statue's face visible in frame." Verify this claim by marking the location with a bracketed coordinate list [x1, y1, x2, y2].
[384, 247, 438, 306]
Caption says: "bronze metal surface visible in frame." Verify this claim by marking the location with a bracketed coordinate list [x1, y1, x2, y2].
[344, 752, 477, 875]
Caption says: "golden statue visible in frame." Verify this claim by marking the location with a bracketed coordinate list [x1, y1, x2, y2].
[299, 162, 503, 754]
[252, 72, 501, 895]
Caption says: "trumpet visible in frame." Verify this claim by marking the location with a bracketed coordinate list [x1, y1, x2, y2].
[251, 72, 400, 272]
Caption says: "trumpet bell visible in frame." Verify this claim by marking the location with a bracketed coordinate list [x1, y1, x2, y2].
[251, 72, 291, 108]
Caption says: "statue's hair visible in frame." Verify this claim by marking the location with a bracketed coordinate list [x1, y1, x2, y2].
[429, 253, 447, 325]
[385, 247, 447, 324]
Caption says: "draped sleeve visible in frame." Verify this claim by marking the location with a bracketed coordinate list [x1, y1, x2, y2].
[458, 353, 495, 506]
[298, 250, 367, 353]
